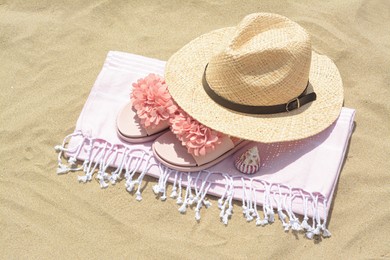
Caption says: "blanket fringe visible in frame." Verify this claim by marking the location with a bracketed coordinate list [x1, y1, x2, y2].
[55, 132, 332, 239]
[218, 175, 234, 225]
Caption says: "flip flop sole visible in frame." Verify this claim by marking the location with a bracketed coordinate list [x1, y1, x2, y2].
[117, 127, 169, 144]
[152, 137, 250, 172]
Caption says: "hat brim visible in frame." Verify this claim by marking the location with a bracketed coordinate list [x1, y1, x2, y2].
[165, 27, 344, 143]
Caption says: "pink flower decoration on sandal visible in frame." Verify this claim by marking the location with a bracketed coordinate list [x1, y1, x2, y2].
[131, 74, 177, 128]
[170, 108, 223, 157]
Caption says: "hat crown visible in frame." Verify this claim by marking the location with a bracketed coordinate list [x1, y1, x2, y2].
[206, 13, 312, 106]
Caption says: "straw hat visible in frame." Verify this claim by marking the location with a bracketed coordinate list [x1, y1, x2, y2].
[165, 13, 343, 143]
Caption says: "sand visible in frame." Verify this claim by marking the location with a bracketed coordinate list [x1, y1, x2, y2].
[1, 0, 389, 259]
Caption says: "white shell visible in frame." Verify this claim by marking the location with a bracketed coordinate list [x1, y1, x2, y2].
[234, 146, 261, 174]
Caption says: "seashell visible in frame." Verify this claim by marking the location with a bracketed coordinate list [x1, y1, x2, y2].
[234, 146, 261, 174]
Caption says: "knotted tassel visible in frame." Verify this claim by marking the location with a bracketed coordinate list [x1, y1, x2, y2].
[57, 164, 69, 175]
[300, 192, 311, 230]
[221, 183, 234, 226]
[178, 175, 191, 214]
[169, 172, 178, 198]
[82, 159, 89, 173]
[278, 209, 287, 223]
[250, 208, 257, 218]
[99, 179, 109, 189]
[218, 198, 224, 209]
[77, 175, 90, 183]
[225, 205, 233, 217]
[223, 202, 234, 225]
[170, 187, 178, 199]
[54, 145, 63, 153]
[301, 217, 311, 230]
[152, 184, 161, 195]
[187, 194, 195, 206]
[252, 186, 262, 227]
[126, 180, 138, 193]
[290, 219, 302, 232]
[194, 179, 212, 222]
[321, 198, 331, 238]
[178, 203, 187, 214]
[192, 195, 199, 204]
[176, 173, 183, 205]
[245, 209, 254, 222]
[176, 196, 183, 205]
[259, 203, 269, 226]
[135, 191, 142, 201]
[283, 222, 291, 232]
[194, 202, 202, 220]
[259, 217, 269, 226]
[160, 194, 167, 201]
[155, 168, 170, 201]
[96, 171, 109, 189]
[151, 167, 165, 196]
[110, 149, 129, 184]
[195, 208, 201, 221]
[267, 207, 275, 223]
[242, 205, 247, 216]
[67, 157, 77, 169]
[313, 224, 322, 235]
[219, 203, 227, 220]
[306, 216, 318, 240]
[258, 210, 269, 226]
[305, 229, 315, 240]
[222, 214, 229, 225]
[322, 226, 332, 238]
[256, 209, 261, 226]
[203, 200, 212, 208]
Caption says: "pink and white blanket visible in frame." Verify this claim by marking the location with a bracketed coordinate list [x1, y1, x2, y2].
[55, 51, 355, 239]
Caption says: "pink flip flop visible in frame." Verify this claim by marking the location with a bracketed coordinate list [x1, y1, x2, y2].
[152, 108, 250, 172]
[116, 102, 170, 143]
[116, 74, 177, 143]
[152, 131, 249, 172]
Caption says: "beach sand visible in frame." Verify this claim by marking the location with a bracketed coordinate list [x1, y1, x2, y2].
[1, 0, 389, 258]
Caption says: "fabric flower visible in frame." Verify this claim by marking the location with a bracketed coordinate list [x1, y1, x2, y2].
[170, 108, 223, 157]
[131, 74, 177, 128]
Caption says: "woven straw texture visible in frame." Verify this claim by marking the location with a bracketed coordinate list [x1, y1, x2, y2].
[165, 13, 344, 143]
